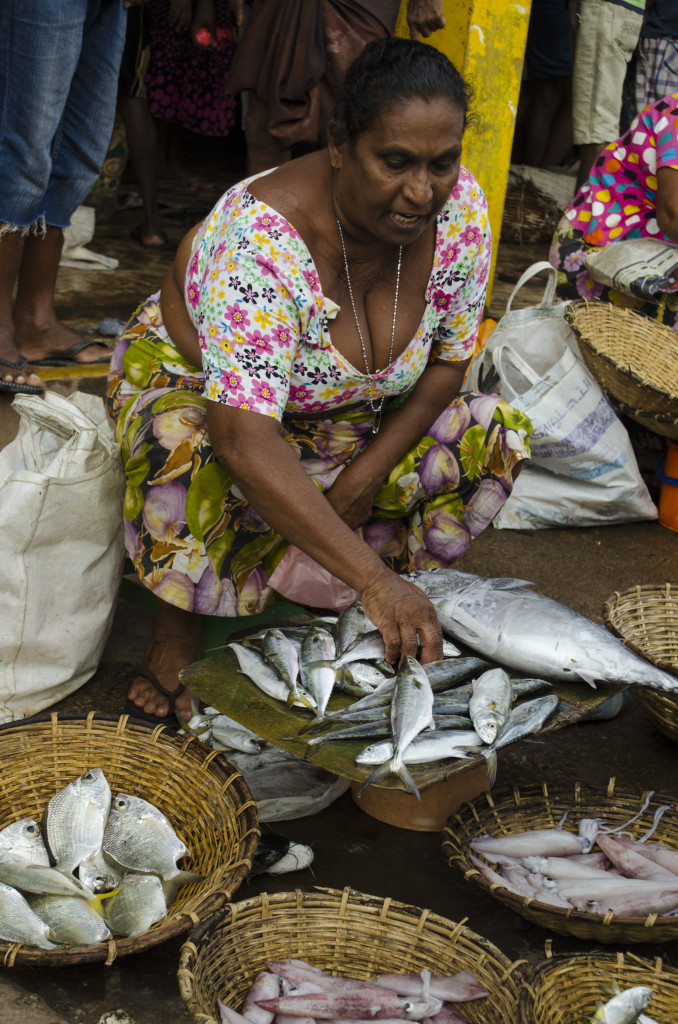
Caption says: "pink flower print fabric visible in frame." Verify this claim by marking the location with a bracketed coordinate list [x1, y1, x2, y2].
[186, 168, 491, 421]
[565, 92, 678, 247]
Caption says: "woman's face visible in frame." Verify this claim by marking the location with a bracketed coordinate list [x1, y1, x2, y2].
[330, 95, 465, 248]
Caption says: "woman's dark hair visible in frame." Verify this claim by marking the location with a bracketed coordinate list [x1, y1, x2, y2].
[330, 37, 474, 144]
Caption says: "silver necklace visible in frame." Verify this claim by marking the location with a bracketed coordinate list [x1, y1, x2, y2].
[335, 216, 402, 434]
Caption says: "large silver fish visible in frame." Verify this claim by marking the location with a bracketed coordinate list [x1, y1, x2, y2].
[357, 657, 435, 800]
[592, 985, 655, 1024]
[355, 730, 483, 766]
[406, 569, 678, 693]
[492, 694, 559, 750]
[0, 883, 56, 949]
[103, 793, 201, 884]
[103, 873, 166, 937]
[28, 893, 112, 945]
[44, 768, 111, 876]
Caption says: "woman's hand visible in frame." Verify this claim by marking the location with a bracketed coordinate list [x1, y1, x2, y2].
[407, 0, 446, 41]
[360, 567, 444, 666]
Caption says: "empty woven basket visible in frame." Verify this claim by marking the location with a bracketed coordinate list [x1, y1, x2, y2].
[604, 583, 678, 743]
[565, 300, 678, 438]
[519, 949, 678, 1024]
[178, 887, 527, 1024]
[0, 712, 259, 966]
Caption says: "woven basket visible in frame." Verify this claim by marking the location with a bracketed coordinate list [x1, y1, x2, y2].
[442, 779, 678, 944]
[519, 949, 678, 1024]
[178, 886, 527, 1024]
[565, 300, 678, 435]
[604, 584, 678, 744]
[0, 713, 259, 966]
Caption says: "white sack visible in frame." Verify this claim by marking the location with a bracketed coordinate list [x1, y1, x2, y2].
[0, 392, 125, 722]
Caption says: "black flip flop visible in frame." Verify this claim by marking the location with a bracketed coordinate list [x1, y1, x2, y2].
[33, 339, 112, 367]
[0, 355, 44, 396]
[123, 666, 186, 730]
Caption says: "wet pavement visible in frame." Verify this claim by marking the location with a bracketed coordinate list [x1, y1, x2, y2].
[0, 137, 676, 1023]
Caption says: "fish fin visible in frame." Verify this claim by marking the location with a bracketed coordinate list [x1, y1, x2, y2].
[482, 749, 498, 787]
[398, 763, 422, 802]
[173, 870, 204, 886]
[356, 761, 392, 798]
[490, 577, 534, 590]
[575, 671, 598, 689]
[297, 715, 326, 735]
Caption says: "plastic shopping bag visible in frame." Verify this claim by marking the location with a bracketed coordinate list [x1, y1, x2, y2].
[0, 392, 125, 722]
[268, 540, 359, 612]
[467, 262, 657, 529]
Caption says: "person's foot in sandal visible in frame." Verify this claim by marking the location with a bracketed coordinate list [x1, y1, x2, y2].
[127, 605, 201, 722]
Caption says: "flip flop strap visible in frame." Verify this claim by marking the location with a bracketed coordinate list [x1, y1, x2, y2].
[136, 666, 186, 703]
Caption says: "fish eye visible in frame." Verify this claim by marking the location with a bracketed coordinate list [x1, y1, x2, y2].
[114, 796, 129, 810]
[83, 771, 95, 781]
[23, 823, 39, 837]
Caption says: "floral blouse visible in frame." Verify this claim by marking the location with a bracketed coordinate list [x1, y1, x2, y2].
[186, 168, 491, 420]
[565, 92, 678, 247]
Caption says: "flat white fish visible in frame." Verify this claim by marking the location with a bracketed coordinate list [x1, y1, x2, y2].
[103, 873, 166, 937]
[79, 849, 124, 894]
[0, 850, 93, 899]
[29, 893, 112, 945]
[44, 768, 111, 875]
[0, 818, 49, 866]
[103, 793, 201, 884]
[592, 985, 654, 1024]
[406, 569, 678, 694]
[0, 882, 56, 949]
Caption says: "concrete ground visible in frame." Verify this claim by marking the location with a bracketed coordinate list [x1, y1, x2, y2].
[0, 135, 676, 1023]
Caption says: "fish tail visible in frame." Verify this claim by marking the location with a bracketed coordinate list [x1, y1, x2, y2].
[356, 760, 392, 798]
[483, 749, 498, 787]
[398, 763, 421, 802]
[297, 715, 325, 735]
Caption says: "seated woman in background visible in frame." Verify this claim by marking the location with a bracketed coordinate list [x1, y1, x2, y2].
[107, 38, 532, 724]
[550, 92, 678, 329]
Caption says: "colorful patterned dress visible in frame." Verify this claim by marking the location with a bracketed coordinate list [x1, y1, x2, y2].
[107, 169, 532, 616]
[550, 92, 678, 327]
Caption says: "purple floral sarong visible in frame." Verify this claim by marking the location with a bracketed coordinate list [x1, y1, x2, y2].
[107, 299, 532, 616]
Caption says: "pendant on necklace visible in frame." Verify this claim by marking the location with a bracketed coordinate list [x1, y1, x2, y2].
[371, 408, 382, 435]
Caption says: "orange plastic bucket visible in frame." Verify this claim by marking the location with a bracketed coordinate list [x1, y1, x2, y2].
[658, 440, 678, 532]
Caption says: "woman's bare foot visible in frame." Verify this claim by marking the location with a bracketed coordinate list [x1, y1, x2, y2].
[0, 327, 43, 389]
[128, 602, 201, 721]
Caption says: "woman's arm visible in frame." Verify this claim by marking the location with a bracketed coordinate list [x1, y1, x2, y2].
[205, 402, 444, 663]
[656, 167, 678, 243]
[324, 360, 469, 528]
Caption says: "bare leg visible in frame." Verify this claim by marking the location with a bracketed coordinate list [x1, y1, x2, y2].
[14, 226, 110, 362]
[127, 598, 201, 720]
[0, 229, 43, 388]
[118, 96, 166, 247]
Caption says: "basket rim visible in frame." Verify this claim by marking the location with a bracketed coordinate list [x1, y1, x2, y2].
[564, 299, 678, 403]
[518, 948, 678, 1023]
[0, 711, 260, 967]
[441, 779, 678, 938]
[177, 885, 529, 1024]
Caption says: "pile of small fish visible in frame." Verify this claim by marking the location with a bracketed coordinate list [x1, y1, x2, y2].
[218, 959, 490, 1024]
[468, 795, 678, 919]
[0, 768, 200, 949]
[592, 984, 659, 1024]
[227, 604, 559, 800]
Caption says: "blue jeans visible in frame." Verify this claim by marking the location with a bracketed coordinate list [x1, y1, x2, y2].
[0, 0, 126, 231]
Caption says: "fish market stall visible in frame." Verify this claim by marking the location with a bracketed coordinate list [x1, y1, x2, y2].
[179, 568, 676, 829]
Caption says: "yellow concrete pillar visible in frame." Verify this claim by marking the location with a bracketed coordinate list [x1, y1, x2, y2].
[397, 0, 532, 298]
